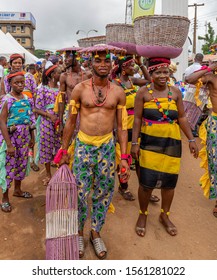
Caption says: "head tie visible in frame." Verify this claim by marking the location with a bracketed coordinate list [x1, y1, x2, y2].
[7, 71, 25, 80]
[9, 53, 24, 62]
[45, 65, 58, 76]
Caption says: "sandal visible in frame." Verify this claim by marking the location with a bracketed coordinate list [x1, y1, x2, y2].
[135, 210, 148, 237]
[149, 194, 160, 203]
[118, 186, 135, 201]
[13, 191, 32, 199]
[90, 231, 107, 260]
[30, 162, 40, 172]
[1, 202, 12, 213]
[213, 205, 217, 218]
[159, 209, 177, 236]
[78, 236, 85, 258]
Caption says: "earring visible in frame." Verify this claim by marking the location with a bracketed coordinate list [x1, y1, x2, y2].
[151, 78, 154, 83]
[122, 70, 126, 76]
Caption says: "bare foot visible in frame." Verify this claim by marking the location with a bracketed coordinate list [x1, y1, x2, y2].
[159, 213, 177, 236]
[135, 213, 148, 237]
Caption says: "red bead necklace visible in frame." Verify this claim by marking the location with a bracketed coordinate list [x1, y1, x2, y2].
[91, 78, 110, 107]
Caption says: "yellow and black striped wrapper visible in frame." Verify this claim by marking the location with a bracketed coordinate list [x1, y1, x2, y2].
[139, 99, 181, 189]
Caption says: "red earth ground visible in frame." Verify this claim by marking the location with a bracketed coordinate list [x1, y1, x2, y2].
[0, 134, 217, 260]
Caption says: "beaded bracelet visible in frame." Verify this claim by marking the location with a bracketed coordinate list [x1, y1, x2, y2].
[188, 139, 196, 142]
[132, 142, 139, 145]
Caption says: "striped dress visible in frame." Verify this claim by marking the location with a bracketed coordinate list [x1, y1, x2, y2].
[115, 79, 137, 164]
[139, 99, 181, 189]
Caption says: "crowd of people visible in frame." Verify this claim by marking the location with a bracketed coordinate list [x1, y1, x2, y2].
[0, 45, 217, 260]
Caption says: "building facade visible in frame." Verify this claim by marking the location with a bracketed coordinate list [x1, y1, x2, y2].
[0, 12, 36, 53]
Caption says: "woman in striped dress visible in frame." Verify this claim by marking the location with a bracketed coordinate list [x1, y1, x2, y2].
[131, 58, 198, 237]
[113, 55, 160, 202]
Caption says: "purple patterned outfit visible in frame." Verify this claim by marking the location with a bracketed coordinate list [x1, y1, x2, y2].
[23, 72, 37, 99]
[35, 86, 61, 164]
[0, 94, 35, 193]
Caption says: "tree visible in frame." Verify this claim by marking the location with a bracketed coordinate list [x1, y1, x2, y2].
[34, 49, 49, 59]
[198, 22, 217, 54]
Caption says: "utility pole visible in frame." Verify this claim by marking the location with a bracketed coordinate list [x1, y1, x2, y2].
[125, 0, 132, 24]
[188, 3, 204, 54]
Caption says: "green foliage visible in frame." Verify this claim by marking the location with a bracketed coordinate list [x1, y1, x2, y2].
[198, 22, 217, 54]
[34, 49, 47, 59]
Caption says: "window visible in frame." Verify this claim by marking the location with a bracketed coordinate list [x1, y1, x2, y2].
[21, 38, 26, 44]
[0, 26, 1, 30]
[21, 25, 25, 33]
[6, 25, 11, 32]
[17, 38, 21, 43]
[12, 25, 16, 33]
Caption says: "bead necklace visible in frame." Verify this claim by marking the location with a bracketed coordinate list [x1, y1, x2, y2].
[147, 82, 175, 123]
[116, 78, 137, 95]
[91, 78, 110, 107]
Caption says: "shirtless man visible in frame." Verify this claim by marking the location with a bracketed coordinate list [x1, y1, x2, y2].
[58, 45, 130, 259]
[186, 61, 217, 217]
[57, 50, 92, 133]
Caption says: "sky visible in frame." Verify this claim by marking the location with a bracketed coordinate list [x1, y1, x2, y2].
[0, 0, 216, 53]
[188, 0, 217, 53]
[0, 0, 162, 51]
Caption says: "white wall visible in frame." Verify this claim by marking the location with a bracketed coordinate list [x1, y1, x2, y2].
[161, 0, 189, 80]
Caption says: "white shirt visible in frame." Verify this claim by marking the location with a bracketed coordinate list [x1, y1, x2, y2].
[184, 62, 201, 79]
[0, 65, 4, 78]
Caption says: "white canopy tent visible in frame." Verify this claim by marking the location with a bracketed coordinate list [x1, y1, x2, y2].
[0, 30, 23, 60]
[6, 32, 38, 64]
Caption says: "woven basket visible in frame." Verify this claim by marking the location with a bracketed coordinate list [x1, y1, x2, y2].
[134, 15, 190, 48]
[106, 23, 136, 54]
[106, 23, 136, 44]
[77, 35, 106, 48]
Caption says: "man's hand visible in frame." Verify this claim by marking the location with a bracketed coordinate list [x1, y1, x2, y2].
[59, 154, 70, 166]
[118, 160, 130, 183]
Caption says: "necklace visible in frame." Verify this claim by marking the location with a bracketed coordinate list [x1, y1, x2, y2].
[91, 78, 110, 107]
[147, 82, 175, 123]
[116, 78, 137, 94]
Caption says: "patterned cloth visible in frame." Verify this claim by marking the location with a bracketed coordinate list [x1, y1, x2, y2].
[206, 114, 217, 199]
[0, 94, 35, 193]
[23, 72, 37, 98]
[139, 99, 181, 189]
[35, 86, 61, 164]
[73, 133, 115, 232]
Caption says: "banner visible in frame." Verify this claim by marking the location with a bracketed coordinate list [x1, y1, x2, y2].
[133, 0, 156, 21]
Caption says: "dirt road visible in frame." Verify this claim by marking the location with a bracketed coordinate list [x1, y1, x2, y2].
[0, 135, 217, 260]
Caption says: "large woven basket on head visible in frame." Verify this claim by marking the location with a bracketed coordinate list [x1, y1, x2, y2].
[106, 23, 136, 54]
[134, 15, 190, 58]
[77, 35, 106, 48]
